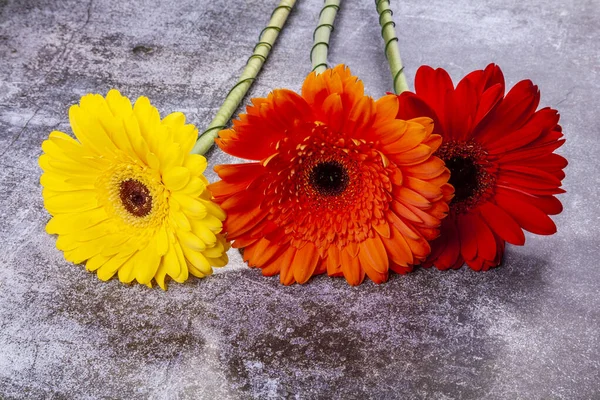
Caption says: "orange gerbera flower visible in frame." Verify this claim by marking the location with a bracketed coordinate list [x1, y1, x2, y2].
[396, 64, 567, 271]
[209, 65, 453, 285]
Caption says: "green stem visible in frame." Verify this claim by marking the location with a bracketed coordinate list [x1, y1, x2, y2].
[311, 0, 340, 74]
[192, 0, 297, 155]
[375, 0, 409, 94]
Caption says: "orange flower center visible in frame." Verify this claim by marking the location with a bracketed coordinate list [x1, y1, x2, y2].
[119, 179, 153, 217]
[436, 140, 497, 214]
[263, 123, 394, 249]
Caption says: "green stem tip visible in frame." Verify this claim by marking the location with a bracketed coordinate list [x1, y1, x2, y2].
[311, 0, 341, 75]
[192, 0, 297, 155]
[375, 0, 409, 94]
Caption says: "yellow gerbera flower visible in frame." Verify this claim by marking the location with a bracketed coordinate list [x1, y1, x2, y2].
[39, 89, 229, 289]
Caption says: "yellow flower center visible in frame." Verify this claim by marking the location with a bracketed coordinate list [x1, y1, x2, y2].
[98, 163, 169, 229]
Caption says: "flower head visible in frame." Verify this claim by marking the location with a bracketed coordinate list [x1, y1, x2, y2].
[396, 64, 567, 271]
[40, 90, 229, 289]
[209, 65, 452, 285]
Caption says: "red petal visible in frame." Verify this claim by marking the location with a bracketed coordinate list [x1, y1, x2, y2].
[498, 166, 563, 187]
[494, 191, 557, 235]
[476, 80, 540, 144]
[395, 92, 443, 135]
[497, 139, 565, 164]
[473, 83, 504, 128]
[433, 219, 461, 270]
[446, 75, 477, 140]
[457, 214, 478, 262]
[414, 66, 454, 133]
[478, 202, 525, 245]
[497, 186, 563, 215]
[473, 215, 498, 262]
[486, 108, 559, 155]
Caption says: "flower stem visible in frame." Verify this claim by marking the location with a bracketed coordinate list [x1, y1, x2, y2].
[375, 0, 409, 94]
[192, 0, 296, 155]
[311, 0, 340, 74]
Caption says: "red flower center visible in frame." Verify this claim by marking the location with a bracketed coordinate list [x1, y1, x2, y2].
[119, 179, 153, 217]
[436, 141, 497, 214]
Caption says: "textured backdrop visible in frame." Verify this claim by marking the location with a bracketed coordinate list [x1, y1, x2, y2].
[0, 0, 598, 398]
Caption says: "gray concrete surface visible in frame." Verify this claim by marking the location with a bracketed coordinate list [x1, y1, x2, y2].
[0, 0, 598, 398]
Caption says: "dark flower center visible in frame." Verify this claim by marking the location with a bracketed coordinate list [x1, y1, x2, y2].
[436, 141, 496, 214]
[119, 179, 153, 217]
[309, 161, 349, 196]
[444, 156, 479, 204]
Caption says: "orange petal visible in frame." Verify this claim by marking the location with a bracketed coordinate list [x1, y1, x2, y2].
[340, 247, 365, 286]
[278, 246, 298, 285]
[292, 242, 320, 284]
[358, 236, 389, 274]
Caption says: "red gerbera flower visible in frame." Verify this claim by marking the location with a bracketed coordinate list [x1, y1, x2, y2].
[396, 64, 567, 271]
[209, 65, 453, 285]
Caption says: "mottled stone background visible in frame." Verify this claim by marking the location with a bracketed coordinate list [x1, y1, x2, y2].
[0, 0, 598, 398]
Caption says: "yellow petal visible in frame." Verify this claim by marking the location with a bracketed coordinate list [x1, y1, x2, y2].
[189, 219, 217, 246]
[40, 173, 94, 191]
[187, 260, 208, 278]
[154, 266, 168, 290]
[162, 111, 186, 129]
[123, 113, 150, 164]
[169, 209, 191, 231]
[163, 166, 190, 191]
[206, 252, 229, 268]
[159, 143, 185, 172]
[181, 176, 206, 196]
[172, 242, 189, 283]
[117, 253, 137, 283]
[196, 214, 223, 232]
[69, 99, 118, 157]
[74, 220, 117, 241]
[181, 246, 212, 275]
[202, 240, 225, 258]
[101, 236, 139, 257]
[163, 112, 196, 153]
[156, 226, 169, 256]
[183, 154, 207, 175]
[56, 234, 78, 251]
[85, 254, 111, 272]
[43, 190, 100, 214]
[105, 89, 133, 118]
[134, 243, 161, 285]
[133, 96, 162, 143]
[146, 151, 161, 171]
[171, 193, 207, 218]
[46, 207, 107, 234]
[163, 242, 182, 279]
[97, 252, 133, 281]
[64, 238, 104, 264]
[199, 198, 226, 221]
[39, 155, 101, 177]
[176, 228, 206, 251]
